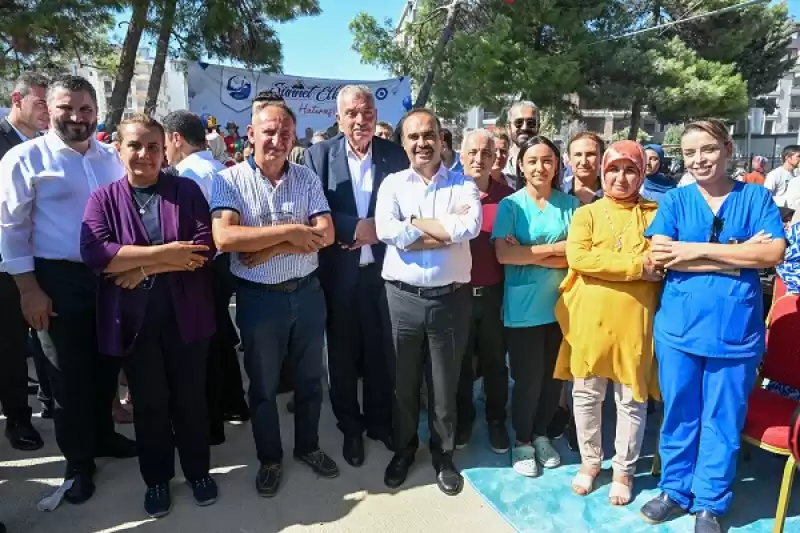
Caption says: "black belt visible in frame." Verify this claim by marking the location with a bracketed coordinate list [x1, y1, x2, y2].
[470, 283, 501, 297]
[388, 280, 464, 298]
[236, 272, 315, 293]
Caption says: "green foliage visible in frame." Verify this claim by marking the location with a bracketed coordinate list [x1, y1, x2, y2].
[662, 123, 684, 154]
[611, 127, 651, 143]
[0, 0, 121, 77]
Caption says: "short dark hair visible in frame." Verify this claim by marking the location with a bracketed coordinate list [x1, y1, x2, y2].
[568, 131, 605, 157]
[253, 100, 297, 125]
[46, 74, 97, 105]
[516, 135, 563, 190]
[14, 72, 49, 95]
[117, 113, 165, 143]
[252, 90, 286, 115]
[441, 128, 454, 150]
[162, 110, 207, 147]
[400, 108, 441, 135]
[783, 144, 800, 162]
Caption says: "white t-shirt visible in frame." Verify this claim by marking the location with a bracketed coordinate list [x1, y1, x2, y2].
[764, 166, 795, 207]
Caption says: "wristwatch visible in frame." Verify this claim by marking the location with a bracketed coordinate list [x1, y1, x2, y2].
[409, 214, 416, 224]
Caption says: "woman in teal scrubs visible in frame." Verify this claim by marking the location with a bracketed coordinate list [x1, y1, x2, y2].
[493, 136, 579, 478]
[640, 119, 785, 533]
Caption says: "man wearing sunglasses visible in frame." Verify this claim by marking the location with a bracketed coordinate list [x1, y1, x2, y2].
[503, 100, 540, 175]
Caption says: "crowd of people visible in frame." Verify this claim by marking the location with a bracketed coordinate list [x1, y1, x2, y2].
[0, 70, 798, 533]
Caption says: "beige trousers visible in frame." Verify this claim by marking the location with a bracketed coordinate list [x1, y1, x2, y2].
[572, 377, 648, 476]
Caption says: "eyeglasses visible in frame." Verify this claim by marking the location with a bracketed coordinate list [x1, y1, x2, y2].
[513, 118, 538, 129]
[709, 215, 724, 243]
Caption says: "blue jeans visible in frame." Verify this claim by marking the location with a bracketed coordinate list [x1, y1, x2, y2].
[656, 342, 760, 515]
[236, 276, 326, 464]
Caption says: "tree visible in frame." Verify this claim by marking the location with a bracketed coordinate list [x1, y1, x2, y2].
[105, 0, 149, 131]
[0, 0, 121, 77]
[611, 127, 651, 143]
[105, 0, 321, 131]
[662, 123, 684, 155]
[351, 0, 618, 119]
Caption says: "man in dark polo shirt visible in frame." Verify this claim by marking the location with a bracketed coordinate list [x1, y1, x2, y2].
[455, 129, 513, 453]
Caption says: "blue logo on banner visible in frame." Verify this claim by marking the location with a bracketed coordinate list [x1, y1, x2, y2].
[375, 87, 388, 101]
[226, 76, 252, 101]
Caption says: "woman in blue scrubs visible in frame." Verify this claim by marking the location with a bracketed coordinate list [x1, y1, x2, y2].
[640, 119, 786, 533]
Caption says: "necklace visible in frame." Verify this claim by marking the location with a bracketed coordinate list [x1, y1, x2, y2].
[602, 205, 637, 251]
[133, 192, 157, 215]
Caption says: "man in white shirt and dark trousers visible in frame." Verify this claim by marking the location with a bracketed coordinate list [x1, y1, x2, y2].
[305, 86, 409, 467]
[764, 144, 800, 207]
[210, 101, 339, 497]
[0, 75, 136, 504]
[376, 109, 482, 496]
[162, 110, 249, 446]
[0, 72, 50, 453]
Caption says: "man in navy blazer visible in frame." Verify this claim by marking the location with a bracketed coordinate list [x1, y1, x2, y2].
[305, 85, 408, 467]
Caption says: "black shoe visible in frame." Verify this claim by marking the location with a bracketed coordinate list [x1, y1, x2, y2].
[209, 430, 226, 447]
[566, 416, 578, 451]
[222, 409, 250, 422]
[0, 520, 5, 533]
[455, 422, 473, 450]
[487, 421, 510, 454]
[256, 463, 282, 497]
[144, 483, 171, 518]
[547, 406, 570, 440]
[64, 469, 96, 505]
[384, 454, 414, 488]
[366, 431, 393, 452]
[640, 492, 685, 524]
[343, 436, 365, 467]
[5, 420, 43, 451]
[295, 449, 339, 478]
[189, 475, 218, 506]
[695, 511, 722, 533]
[95, 433, 137, 458]
[40, 404, 53, 420]
[434, 454, 463, 496]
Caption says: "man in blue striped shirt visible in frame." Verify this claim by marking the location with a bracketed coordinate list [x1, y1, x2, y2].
[210, 101, 338, 497]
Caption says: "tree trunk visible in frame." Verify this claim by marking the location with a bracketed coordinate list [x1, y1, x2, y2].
[413, 0, 460, 109]
[144, 0, 177, 116]
[628, 96, 642, 141]
[104, 0, 149, 132]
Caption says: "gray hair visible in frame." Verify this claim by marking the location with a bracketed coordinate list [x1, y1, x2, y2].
[462, 128, 495, 151]
[13, 72, 49, 96]
[337, 85, 375, 113]
[507, 100, 538, 120]
[46, 74, 97, 106]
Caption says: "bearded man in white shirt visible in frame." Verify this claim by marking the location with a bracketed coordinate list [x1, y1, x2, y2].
[376, 108, 481, 496]
[162, 110, 249, 445]
[0, 75, 136, 505]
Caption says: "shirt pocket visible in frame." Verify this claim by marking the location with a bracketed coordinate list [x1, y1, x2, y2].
[718, 295, 758, 345]
[506, 283, 541, 325]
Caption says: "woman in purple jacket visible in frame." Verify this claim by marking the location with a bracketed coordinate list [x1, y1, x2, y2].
[80, 114, 217, 519]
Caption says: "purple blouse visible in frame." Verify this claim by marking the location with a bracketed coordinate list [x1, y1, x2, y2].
[80, 171, 216, 356]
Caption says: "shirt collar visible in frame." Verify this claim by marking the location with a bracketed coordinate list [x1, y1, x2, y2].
[44, 130, 102, 156]
[176, 149, 215, 171]
[345, 139, 373, 162]
[8, 121, 30, 142]
[411, 163, 449, 184]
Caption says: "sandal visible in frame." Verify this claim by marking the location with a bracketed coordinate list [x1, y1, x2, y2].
[571, 466, 600, 496]
[608, 476, 633, 506]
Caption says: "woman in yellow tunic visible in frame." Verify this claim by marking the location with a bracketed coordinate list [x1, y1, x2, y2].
[554, 140, 663, 506]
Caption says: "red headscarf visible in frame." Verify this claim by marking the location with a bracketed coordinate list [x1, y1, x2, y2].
[601, 140, 646, 203]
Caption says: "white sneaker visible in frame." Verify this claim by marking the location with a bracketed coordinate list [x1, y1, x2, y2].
[533, 436, 561, 468]
[512, 444, 539, 477]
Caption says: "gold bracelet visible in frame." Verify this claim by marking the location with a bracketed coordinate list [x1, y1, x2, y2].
[140, 266, 148, 279]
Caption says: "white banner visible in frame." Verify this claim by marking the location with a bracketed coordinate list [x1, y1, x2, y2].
[187, 62, 412, 142]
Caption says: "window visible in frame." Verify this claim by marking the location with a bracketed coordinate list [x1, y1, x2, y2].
[764, 120, 775, 134]
[104, 80, 112, 94]
[482, 110, 498, 122]
[135, 80, 148, 93]
[792, 97, 800, 110]
[793, 75, 800, 88]
[789, 118, 800, 132]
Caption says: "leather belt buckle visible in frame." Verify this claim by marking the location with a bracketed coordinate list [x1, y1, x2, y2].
[472, 286, 484, 297]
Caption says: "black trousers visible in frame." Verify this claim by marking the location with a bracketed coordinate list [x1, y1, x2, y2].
[31, 331, 52, 409]
[207, 253, 247, 440]
[385, 283, 472, 457]
[456, 284, 508, 428]
[123, 289, 210, 487]
[326, 263, 392, 438]
[236, 276, 326, 464]
[0, 272, 32, 424]
[34, 259, 120, 472]
[506, 322, 563, 443]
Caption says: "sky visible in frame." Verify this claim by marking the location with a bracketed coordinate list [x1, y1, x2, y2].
[275, 0, 408, 81]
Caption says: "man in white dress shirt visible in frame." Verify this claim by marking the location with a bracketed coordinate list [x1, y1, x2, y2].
[306, 85, 408, 468]
[0, 75, 136, 505]
[162, 110, 249, 444]
[376, 108, 481, 496]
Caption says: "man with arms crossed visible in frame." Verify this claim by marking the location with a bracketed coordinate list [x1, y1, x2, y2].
[210, 100, 338, 497]
[376, 108, 481, 496]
